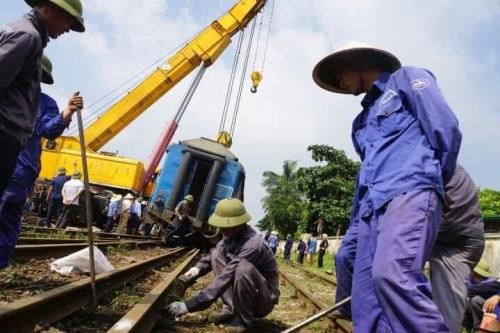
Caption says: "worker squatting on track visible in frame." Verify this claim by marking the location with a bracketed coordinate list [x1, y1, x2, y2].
[166, 198, 280, 333]
[0, 0, 85, 199]
[0, 54, 84, 269]
[312, 41, 463, 332]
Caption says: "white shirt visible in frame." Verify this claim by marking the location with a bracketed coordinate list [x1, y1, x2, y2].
[132, 201, 142, 218]
[62, 179, 84, 205]
[121, 199, 132, 213]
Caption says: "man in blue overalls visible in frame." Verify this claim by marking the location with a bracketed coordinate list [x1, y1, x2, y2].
[0, 54, 84, 269]
[313, 41, 462, 332]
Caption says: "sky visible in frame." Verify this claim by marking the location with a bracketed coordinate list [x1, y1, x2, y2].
[2, 0, 500, 225]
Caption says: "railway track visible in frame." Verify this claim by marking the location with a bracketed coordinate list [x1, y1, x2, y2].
[108, 249, 199, 332]
[0, 247, 193, 332]
[289, 262, 337, 286]
[279, 268, 352, 333]
[21, 225, 160, 241]
[13, 240, 163, 260]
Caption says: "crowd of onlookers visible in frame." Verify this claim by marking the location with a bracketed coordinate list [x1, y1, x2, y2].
[23, 168, 151, 236]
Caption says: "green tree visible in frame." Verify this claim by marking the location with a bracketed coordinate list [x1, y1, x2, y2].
[478, 188, 500, 216]
[257, 160, 305, 236]
[297, 145, 360, 235]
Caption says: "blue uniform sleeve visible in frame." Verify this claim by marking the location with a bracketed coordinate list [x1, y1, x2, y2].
[0, 31, 37, 90]
[37, 94, 69, 139]
[186, 243, 261, 312]
[395, 67, 462, 183]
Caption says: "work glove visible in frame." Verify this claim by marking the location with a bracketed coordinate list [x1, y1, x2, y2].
[183, 267, 200, 280]
[167, 301, 188, 317]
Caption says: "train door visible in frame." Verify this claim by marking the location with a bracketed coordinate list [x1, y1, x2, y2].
[185, 159, 212, 215]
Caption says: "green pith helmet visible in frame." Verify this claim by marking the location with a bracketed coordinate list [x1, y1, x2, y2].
[184, 194, 194, 202]
[473, 258, 492, 278]
[25, 0, 85, 32]
[72, 171, 82, 179]
[208, 198, 251, 228]
[56, 166, 66, 175]
[41, 54, 54, 84]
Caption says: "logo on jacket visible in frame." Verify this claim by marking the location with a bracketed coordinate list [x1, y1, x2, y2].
[380, 89, 397, 106]
[411, 78, 431, 90]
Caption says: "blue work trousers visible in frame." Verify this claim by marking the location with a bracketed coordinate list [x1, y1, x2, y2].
[334, 218, 359, 317]
[352, 189, 449, 333]
[0, 181, 29, 268]
[45, 196, 63, 227]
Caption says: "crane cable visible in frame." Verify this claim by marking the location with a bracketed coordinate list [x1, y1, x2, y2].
[218, 29, 245, 134]
[229, 17, 258, 138]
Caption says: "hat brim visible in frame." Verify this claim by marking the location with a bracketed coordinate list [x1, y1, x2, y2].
[473, 267, 492, 278]
[25, 0, 85, 32]
[208, 211, 251, 228]
[312, 48, 401, 94]
[41, 70, 54, 84]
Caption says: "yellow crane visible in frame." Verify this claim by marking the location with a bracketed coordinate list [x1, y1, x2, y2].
[39, 0, 268, 193]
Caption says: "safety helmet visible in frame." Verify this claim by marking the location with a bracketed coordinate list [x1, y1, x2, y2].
[56, 166, 66, 175]
[124, 193, 135, 200]
[208, 198, 251, 228]
[41, 54, 54, 84]
[312, 40, 401, 94]
[71, 171, 81, 179]
[473, 258, 492, 278]
[25, 0, 85, 32]
[184, 194, 194, 202]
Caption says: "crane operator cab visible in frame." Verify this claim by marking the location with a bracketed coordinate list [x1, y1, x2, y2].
[146, 137, 245, 245]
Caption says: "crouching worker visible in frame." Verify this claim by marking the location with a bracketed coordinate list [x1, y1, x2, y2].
[166, 198, 280, 332]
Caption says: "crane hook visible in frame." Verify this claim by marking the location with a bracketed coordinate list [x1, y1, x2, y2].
[250, 71, 262, 94]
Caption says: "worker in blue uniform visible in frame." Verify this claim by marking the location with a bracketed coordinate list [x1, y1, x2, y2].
[44, 166, 70, 227]
[313, 41, 462, 332]
[0, 54, 84, 269]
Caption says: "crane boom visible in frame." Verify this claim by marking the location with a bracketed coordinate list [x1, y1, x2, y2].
[84, 0, 266, 151]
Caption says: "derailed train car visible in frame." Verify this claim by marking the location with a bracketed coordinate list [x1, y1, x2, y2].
[146, 137, 245, 236]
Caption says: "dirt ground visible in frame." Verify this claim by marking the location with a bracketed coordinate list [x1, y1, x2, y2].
[0, 246, 171, 304]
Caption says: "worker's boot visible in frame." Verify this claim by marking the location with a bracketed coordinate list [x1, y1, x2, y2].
[223, 312, 246, 333]
[208, 307, 233, 324]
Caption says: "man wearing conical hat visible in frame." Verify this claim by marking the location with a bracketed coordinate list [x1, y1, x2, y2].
[0, 54, 84, 268]
[166, 199, 280, 332]
[0, 0, 85, 199]
[313, 41, 462, 332]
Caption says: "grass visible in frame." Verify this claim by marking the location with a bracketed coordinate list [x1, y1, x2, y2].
[109, 284, 143, 311]
[276, 249, 335, 274]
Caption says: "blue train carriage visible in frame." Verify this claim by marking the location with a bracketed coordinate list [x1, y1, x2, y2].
[146, 137, 245, 236]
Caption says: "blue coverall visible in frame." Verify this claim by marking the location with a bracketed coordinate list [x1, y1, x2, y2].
[348, 67, 461, 332]
[0, 93, 69, 268]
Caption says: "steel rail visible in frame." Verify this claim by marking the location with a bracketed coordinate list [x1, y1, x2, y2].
[21, 225, 160, 241]
[17, 237, 91, 244]
[279, 270, 351, 333]
[13, 240, 162, 260]
[0, 247, 186, 332]
[107, 249, 200, 332]
[289, 262, 337, 286]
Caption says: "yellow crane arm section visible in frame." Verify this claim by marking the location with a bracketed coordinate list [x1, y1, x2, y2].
[83, 0, 266, 152]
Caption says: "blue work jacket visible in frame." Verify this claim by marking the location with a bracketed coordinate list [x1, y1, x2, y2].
[352, 67, 461, 216]
[13, 93, 69, 186]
